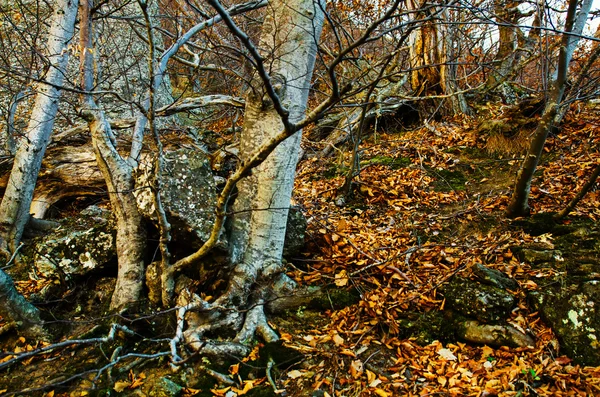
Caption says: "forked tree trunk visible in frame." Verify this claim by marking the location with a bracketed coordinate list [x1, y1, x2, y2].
[507, 0, 593, 217]
[79, 0, 146, 311]
[84, 109, 147, 310]
[0, 0, 79, 254]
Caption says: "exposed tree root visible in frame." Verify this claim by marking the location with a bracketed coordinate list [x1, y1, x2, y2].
[175, 266, 306, 359]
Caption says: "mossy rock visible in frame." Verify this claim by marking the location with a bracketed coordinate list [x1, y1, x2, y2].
[397, 310, 457, 344]
[440, 277, 515, 323]
[529, 281, 600, 366]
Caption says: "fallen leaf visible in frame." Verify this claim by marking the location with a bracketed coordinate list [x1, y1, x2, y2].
[332, 333, 344, 346]
[334, 270, 348, 287]
[350, 359, 363, 378]
[287, 369, 303, 379]
[113, 381, 130, 393]
[437, 348, 457, 361]
[374, 388, 390, 397]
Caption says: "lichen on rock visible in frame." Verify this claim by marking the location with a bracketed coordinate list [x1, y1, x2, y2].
[134, 148, 217, 246]
[31, 206, 116, 283]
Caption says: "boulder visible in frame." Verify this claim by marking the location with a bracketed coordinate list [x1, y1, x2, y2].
[30, 205, 116, 282]
[473, 263, 519, 290]
[441, 277, 515, 323]
[529, 280, 600, 366]
[457, 321, 534, 348]
[134, 149, 217, 246]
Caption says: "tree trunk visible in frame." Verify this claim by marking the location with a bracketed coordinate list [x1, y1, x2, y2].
[408, 0, 446, 95]
[79, 0, 146, 311]
[229, 0, 324, 271]
[484, 1, 538, 103]
[507, 0, 593, 217]
[81, 108, 147, 311]
[406, 0, 453, 117]
[0, 269, 46, 339]
[182, 0, 325, 350]
[0, 0, 79, 254]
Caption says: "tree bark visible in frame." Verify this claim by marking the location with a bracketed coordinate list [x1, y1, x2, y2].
[229, 0, 324, 271]
[81, 108, 147, 311]
[408, 0, 446, 95]
[79, 0, 146, 311]
[507, 0, 593, 217]
[179, 0, 325, 350]
[0, 0, 79, 254]
[0, 269, 46, 339]
[554, 162, 600, 221]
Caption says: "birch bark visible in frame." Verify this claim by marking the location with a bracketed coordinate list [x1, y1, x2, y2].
[228, 0, 324, 288]
[0, 0, 79, 254]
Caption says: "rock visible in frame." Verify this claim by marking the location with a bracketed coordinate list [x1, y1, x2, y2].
[473, 263, 519, 290]
[30, 206, 116, 284]
[441, 277, 516, 323]
[283, 206, 307, 258]
[513, 247, 563, 264]
[457, 320, 534, 348]
[529, 280, 600, 366]
[134, 149, 217, 246]
[145, 377, 182, 397]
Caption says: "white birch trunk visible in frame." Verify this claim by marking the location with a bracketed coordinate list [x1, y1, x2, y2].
[227, 0, 324, 298]
[0, 0, 79, 253]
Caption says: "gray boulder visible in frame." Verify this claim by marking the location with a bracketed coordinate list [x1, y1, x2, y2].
[134, 149, 217, 245]
[28, 206, 116, 296]
[529, 280, 600, 366]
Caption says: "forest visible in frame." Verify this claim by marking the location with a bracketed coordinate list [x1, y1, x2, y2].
[0, 0, 599, 395]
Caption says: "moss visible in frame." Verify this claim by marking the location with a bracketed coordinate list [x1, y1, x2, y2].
[322, 163, 349, 179]
[246, 386, 277, 397]
[441, 277, 515, 323]
[528, 283, 600, 366]
[429, 167, 468, 192]
[361, 155, 412, 170]
[510, 212, 558, 236]
[309, 288, 361, 311]
[461, 146, 491, 159]
[397, 311, 461, 344]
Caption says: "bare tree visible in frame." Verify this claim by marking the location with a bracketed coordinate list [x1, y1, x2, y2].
[507, 0, 594, 217]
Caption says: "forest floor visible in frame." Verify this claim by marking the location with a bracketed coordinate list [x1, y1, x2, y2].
[1, 103, 600, 396]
